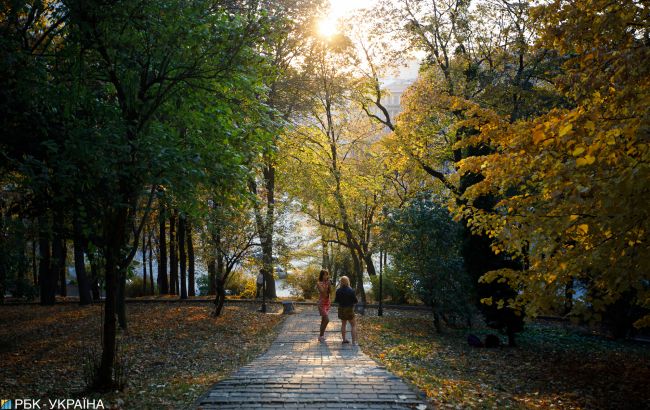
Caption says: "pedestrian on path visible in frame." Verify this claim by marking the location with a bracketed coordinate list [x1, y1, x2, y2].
[316, 269, 332, 342]
[335, 275, 358, 345]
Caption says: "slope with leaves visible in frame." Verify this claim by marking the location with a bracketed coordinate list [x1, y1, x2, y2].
[0, 303, 283, 409]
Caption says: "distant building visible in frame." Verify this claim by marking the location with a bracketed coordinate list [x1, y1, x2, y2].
[378, 60, 420, 128]
[380, 78, 415, 124]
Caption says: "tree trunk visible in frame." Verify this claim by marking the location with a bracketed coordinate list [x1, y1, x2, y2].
[142, 226, 147, 295]
[207, 259, 216, 295]
[73, 215, 92, 305]
[178, 213, 187, 299]
[187, 219, 195, 297]
[214, 278, 226, 317]
[97, 249, 118, 388]
[433, 307, 442, 334]
[96, 205, 129, 389]
[169, 210, 178, 295]
[116, 267, 127, 330]
[32, 238, 38, 286]
[39, 217, 56, 305]
[363, 252, 376, 277]
[352, 248, 366, 305]
[148, 230, 154, 295]
[262, 163, 277, 298]
[250, 176, 277, 299]
[0, 211, 5, 304]
[321, 232, 329, 270]
[52, 223, 67, 297]
[158, 201, 168, 294]
[564, 278, 574, 315]
[89, 251, 101, 301]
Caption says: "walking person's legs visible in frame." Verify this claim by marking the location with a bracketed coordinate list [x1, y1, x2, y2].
[341, 319, 349, 342]
[319, 314, 329, 342]
[350, 317, 358, 345]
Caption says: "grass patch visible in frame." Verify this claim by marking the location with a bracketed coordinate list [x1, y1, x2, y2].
[358, 315, 650, 409]
[0, 303, 284, 409]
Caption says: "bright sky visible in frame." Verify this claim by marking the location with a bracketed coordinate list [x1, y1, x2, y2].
[319, 0, 375, 36]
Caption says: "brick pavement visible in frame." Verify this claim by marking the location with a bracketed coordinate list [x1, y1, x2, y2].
[196, 307, 428, 409]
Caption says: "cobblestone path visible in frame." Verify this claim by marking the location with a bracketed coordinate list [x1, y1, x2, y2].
[196, 307, 427, 409]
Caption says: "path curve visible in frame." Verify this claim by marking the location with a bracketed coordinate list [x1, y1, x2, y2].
[196, 307, 427, 409]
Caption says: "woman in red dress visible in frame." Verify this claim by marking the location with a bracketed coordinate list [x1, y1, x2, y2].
[316, 269, 331, 342]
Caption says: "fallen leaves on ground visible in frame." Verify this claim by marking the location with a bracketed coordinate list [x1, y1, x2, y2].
[358, 315, 650, 409]
[0, 302, 284, 409]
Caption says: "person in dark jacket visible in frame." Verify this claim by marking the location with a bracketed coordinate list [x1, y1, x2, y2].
[334, 276, 358, 345]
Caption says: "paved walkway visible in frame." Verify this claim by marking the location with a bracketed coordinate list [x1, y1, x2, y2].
[196, 307, 427, 409]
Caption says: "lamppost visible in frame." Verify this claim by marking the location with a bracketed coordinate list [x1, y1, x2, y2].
[260, 268, 267, 313]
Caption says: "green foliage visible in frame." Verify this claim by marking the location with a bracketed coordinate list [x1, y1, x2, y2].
[285, 266, 320, 300]
[382, 194, 474, 322]
[369, 268, 417, 305]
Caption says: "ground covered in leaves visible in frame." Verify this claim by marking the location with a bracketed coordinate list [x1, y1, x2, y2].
[0, 302, 284, 409]
[358, 314, 650, 409]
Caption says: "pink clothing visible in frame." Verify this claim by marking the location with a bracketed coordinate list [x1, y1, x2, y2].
[317, 280, 331, 316]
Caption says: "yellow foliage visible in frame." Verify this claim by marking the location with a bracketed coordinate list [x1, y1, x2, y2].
[450, 0, 650, 325]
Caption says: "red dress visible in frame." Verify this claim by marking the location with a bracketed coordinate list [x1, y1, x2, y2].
[317, 281, 331, 316]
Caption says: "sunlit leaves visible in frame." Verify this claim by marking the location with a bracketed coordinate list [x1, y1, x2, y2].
[453, 0, 650, 326]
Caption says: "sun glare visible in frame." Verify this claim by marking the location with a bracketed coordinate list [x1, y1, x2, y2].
[318, 17, 338, 37]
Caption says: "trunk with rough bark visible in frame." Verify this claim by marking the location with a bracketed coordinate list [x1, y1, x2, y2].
[73, 215, 92, 305]
[158, 202, 168, 294]
[148, 231, 154, 294]
[96, 204, 129, 389]
[116, 267, 127, 329]
[250, 173, 277, 299]
[52, 224, 67, 297]
[363, 252, 376, 277]
[214, 278, 226, 317]
[178, 214, 187, 299]
[142, 227, 148, 294]
[187, 219, 195, 297]
[39, 217, 56, 305]
[169, 210, 178, 295]
[207, 258, 216, 295]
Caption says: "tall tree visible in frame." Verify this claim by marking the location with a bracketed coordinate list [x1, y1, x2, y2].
[453, 0, 650, 332]
[178, 213, 187, 299]
[158, 200, 169, 295]
[169, 211, 178, 295]
[187, 219, 195, 297]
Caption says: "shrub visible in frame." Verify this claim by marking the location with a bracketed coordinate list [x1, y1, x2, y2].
[369, 268, 417, 304]
[125, 277, 147, 298]
[237, 275, 257, 299]
[225, 270, 252, 296]
[286, 266, 320, 300]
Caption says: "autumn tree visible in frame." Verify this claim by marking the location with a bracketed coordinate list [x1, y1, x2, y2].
[247, 0, 325, 298]
[453, 0, 650, 335]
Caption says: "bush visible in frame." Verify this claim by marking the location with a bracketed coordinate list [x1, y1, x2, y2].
[226, 270, 254, 297]
[125, 277, 147, 298]
[369, 268, 417, 304]
[381, 194, 475, 327]
[286, 266, 320, 300]
[237, 276, 257, 299]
